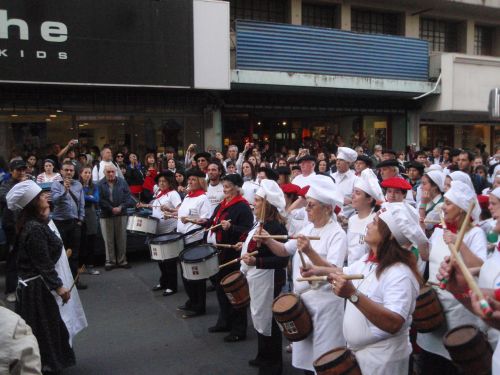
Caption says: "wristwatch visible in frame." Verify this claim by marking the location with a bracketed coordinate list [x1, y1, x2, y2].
[348, 290, 361, 304]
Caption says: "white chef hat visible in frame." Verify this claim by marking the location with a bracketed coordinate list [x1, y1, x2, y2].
[444, 180, 481, 223]
[449, 171, 474, 192]
[379, 202, 428, 249]
[426, 164, 443, 172]
[354, 168, 385, 203]
[490, 187, 500, 200]
[425, 170, 445, 192]
[337, 147, 357, 163]
[6, 180, 42, 211]
[256, 179, 286, 213]
[306, 175, 343, 207]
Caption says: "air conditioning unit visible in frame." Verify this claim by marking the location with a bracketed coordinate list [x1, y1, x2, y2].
[490, 88, 500, 119]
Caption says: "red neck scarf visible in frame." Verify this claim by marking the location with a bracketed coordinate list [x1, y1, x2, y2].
[187, 189, 205, 198]
[211, 195, 249, 241]
[365, 250, 378, 263]
[155, 188, 172, 200]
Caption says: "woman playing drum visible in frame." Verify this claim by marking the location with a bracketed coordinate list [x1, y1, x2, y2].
[240, 179, 289, 374]
[258, 174, 347, 374]
[304, 202, 426, 374]
[138, 171, 182, 296]
[206, 174, 254, 342]
[176, 169, 211, 318]
[418, 180, 486, 373]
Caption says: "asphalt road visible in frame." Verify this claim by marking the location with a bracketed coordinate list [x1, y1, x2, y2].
[2, 251, 302, 375]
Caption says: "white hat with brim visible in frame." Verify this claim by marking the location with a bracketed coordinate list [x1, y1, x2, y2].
[444, 180, 481, 223]
[6, 180, 42, 211]
[256, 179, 286, 213]
[354, 168, 385, 203]
[306, 175, 343, 207]
[379, 202, 428, 249]
[337, 147, 358, 163]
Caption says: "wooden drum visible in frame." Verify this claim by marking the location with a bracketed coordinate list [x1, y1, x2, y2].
[272, 293, 312, 342]
[220, 271, 250, 309]
[443, 324, 492, 375]
[412, 286, 445, 333]
[313, 347, 362, 375]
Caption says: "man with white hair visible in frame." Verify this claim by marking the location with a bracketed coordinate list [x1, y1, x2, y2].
[292, 155, 316, 188]
[97, 164, 135, 271]
[224, 145, 238, 169]
[332, 147, 358, 219]
[92, 147, 123, 183]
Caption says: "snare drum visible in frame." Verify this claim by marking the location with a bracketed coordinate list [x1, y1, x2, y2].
[220, 271, 250, 309]
[443, 324, 492, 375]
[126, 214, 159, 235]
[149, 233, 185, 260]
[180, 245, 219, 281]
[272, 293, 312, 342]
[313, 347, 362, 375]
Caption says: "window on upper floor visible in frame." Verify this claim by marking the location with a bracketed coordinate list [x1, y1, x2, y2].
[351, 8, 401, 36]
[420, 18, 459, 52]
[474, 25, 493, 56]
[229, 0, 287, 26]
[302, 3, 337, 29]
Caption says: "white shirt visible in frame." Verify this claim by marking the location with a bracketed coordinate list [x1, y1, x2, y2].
[347, 212, 375, 265]
[176, 193, 211, 245]
[151, 189, 182, 234]
[291, 172, 316, 188]
[331, 169, 356, 217]
[92, 160, 123, 182]
[206, 182, 224, 215]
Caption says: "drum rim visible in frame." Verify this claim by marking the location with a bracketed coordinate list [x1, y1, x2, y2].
[313, 347, 350, 371]
[149, 232, 184, 244]
[221, 270, 244, 286]
[272, 292, 301, 314]
[129, 214, 160, 222]
[443, 324, 479, 348]
[179, 245, 218, 263]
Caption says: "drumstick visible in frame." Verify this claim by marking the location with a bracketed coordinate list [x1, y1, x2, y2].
[253, 235, 321, 240]
[424, 219, 441, 225]
[297, 274, 364, 282]
[439, 201, 474, 289]
[215, 243, 238, 249]
[205, 219, 232, 232]
[219, 251, 259, 269]
[63, 265, 86, 305]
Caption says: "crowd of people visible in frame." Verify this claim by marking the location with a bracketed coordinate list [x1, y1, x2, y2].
[2, 138, 500, 374]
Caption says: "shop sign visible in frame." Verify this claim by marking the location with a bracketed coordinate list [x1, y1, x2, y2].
[0, 0, 193, 87]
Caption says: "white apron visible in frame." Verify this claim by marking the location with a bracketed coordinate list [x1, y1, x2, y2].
[344, 265, 410, 375]
[478, 250, 500, 373]
[417, 228, 481, 359]
[49, 221, 88, 347]
[240, 226, 275, 336]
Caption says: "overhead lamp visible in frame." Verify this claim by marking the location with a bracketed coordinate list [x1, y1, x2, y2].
[49, 114, 57, 118]
[56, 109, 63, 113]
[11, 114, 18, 117]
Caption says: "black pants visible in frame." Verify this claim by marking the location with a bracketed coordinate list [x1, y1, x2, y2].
[214, 264, 247, 336]
[53, 219, 81, 277]
[256, 281, 284, 375]
[5, 244, 18, 294]
[418, 349, 460, 375]
[79, 223, 96, 267]
[158, 258, 178, 291]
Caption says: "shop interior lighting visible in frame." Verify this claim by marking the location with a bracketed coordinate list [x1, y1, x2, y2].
[49, 114, 57, 118]
[45, 118, 51, 122]
[11, 114, 18, 117]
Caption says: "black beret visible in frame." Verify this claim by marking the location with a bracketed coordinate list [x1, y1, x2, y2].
[186, 168, 206, 178]
[377, 159, 400, 168]
[194, 152, 211, 161]
[406, 161, 424, 174]
[276, 166, 291, 175]
[155, 170, 175, 184]
[9, 159, 27, 170]
[297, 155, 316, 163]
[222, 173, 244, 187]
[291, 165, 301, 171]
[355, 155, 373, 168]
[258, 167, 279, 181]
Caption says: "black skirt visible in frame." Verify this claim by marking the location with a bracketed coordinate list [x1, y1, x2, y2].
[16, 278, 76, 373]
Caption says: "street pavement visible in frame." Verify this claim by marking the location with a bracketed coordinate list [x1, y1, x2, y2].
[2, 251, 303, 375]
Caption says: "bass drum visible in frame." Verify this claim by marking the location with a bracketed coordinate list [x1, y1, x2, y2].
[180, 245, 219, 281]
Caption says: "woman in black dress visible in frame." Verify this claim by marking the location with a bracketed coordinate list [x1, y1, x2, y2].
[7, 180, 75, 374]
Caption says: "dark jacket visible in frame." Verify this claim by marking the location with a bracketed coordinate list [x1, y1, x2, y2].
[0, 178, 20, 245]
[97, 177, 135, 218]
[125, 165, 144, 186]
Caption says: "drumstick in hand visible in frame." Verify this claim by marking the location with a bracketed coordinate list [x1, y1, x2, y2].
[219, 251, 259, 269]
[297, 274, 364, 282]
[63, 266, 86, 305]
[253, 235, 320, 240]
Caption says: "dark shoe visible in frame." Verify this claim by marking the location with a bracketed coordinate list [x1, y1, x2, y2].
[248, 358, 265, 368]
[181, 310, 205, 319]
[206, 284, 216, 292]
[152, 284, 163, 292]
[177, 303, 192, 311]
[223, 334, 246, 342]
[119, 263, 131, 269]
[208, 325, 231, 333]
[162, 289, 176, 296]
[105, 264, 115, 271]
[76, 281, 88, 290]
